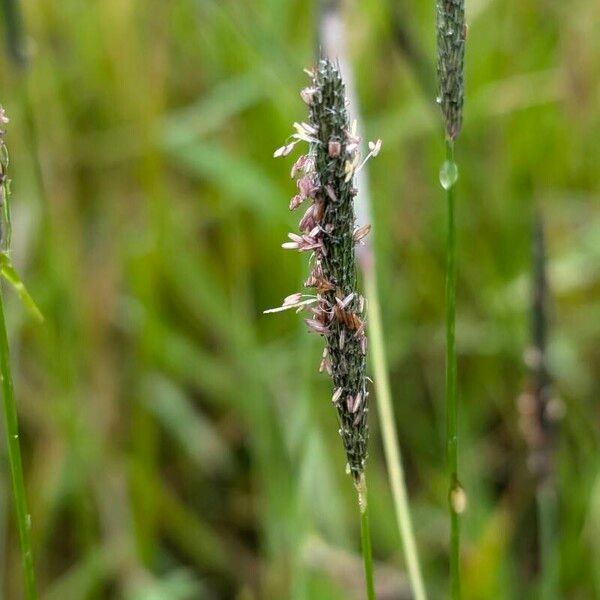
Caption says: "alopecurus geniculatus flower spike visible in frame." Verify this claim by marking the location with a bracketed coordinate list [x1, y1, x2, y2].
[268, 59, 381, 481]
[436, 0, 466, 141]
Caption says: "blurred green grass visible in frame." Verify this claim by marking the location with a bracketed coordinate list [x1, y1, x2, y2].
[0, 0, 598, 597]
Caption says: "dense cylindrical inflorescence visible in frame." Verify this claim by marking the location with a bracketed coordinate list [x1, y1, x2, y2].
[436, 0, 466, 141]
[270, 60, 380, 480]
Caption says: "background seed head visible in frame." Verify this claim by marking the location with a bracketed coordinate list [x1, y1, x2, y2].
[436, 0, 466, 141]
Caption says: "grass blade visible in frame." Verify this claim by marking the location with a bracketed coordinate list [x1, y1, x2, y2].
[0, 291, 37, 599]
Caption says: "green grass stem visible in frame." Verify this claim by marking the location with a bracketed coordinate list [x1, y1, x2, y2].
[538, 483, 558, 599]
[364, 265, 428, 600]
[0, 291, 37, 599]
[317, 5, 427, 594]
[444, 140, 460, 599]
[356, 474, 376, 600]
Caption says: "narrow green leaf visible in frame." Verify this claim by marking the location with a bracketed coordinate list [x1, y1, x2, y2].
[139, 373, 234, 476]
[0, 256, 43, 322]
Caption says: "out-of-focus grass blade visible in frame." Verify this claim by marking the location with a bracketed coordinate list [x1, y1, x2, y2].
[45, 545, 206, 600]
[491, 215, 600, 312]
[161, 72, 265, 148]
[201, 0, 304, 99]
[0, 256, 43, 322]
[148, 323, 238, 405]
[43, 543, 122, 600]
[0, 0, 27, 65]
[165, 141, 285, 218]
[463, 506, 512, 598]
[125, 569, 206, 600]
[120, 295, 238, 404]
[139, 373, 234, 476]
[134, 463, 230, 577]
[158, 218, 248, 346]
[369, 69, 565, 148]
[587, 469, 600, 594]
[76, 72, 266, 164]
[298, 431, 348, 544]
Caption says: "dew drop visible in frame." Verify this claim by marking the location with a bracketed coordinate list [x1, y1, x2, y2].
[435, 95, 442, 105]
[440, 160, 459, 190]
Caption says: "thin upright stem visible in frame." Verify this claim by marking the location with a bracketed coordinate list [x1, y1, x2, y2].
[530, 213, 558, 599]
[318, 5, 426, 596]
[0, 290, 37, 600]
[356, 474, 376, 600]
[317, 5, 427, 597]
[444, 140, 460, 599]
[364, 266, 428, 600]
[1, 3, 40, 592]
[537, 483, 558, 599]
[0, 0, 27, 67]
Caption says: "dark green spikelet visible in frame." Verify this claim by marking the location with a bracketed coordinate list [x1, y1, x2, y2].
[436, 0, 466, 141]
[309, 60, 368, 481]
[271, 59, 375, 481]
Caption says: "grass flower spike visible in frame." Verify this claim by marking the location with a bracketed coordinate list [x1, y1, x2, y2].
[271, 60, 381, 481]
[268, 59, 381, 599]
[436, 0, 466, 141]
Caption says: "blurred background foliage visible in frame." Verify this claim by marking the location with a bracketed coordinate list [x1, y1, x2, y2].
[0, 0, 598, 598]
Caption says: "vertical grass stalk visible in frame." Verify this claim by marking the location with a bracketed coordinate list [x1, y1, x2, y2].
[537, 484, 558, 599]
[531, 214, 558, 600]
[364, 267, 428, 600]
[268, 59, 381, 599]
[437, 0, 466, 595]
[443, 141, 460, 599]
[356, 474, 376, 600]
[319, 4, 427, 598]
[0, 107, 37, 600]
[519, 214, 559, 598]
[0, 294, 36, 600]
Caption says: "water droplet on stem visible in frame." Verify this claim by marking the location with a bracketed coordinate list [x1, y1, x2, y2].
[440, 160, 459, 190]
